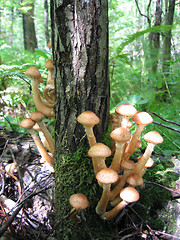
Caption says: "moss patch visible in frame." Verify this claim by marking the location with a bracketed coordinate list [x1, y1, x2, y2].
[54, 146, 115, 240]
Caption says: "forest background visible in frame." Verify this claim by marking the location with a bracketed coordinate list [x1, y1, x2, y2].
[0, 0, 180, 238]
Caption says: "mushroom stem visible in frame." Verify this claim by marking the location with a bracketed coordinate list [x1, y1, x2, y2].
[96, 184, 111, 215]
[110, 142, 124, 172]
[84, 126, 97, 147]
[28, 128, 54, 166]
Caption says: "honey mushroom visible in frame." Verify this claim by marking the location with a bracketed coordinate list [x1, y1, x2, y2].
[101, 187, 139, 220]
[95, 168, 119, 215]
[123, 112, 153, 162]
[110, 127, 131, 172]
[20, 118, 54, 169]
[77, 111, 100, 147]
[115, 104, 137, 128]
[88, 143, 111, 175]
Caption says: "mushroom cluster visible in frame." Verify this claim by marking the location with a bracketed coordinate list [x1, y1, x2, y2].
[75, 105, 163, 220]
[19, 59, 55, 171]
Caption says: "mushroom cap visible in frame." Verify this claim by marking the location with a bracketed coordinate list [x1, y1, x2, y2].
[110, 127, 131, 143]
[30, 111, 45, 122]
[20, 118, 36, 129]
[96, 168, 119, 184]
[88, 143, 111, 158]
[69, 193, 89, 209]
[120, 187, 139, 203]
[45, 59, 53, 70]
[143, 131, 163, 145]
[132, 112, 153, 126]
[77, 111, 100, 127]
[126, 173, 143, 186]
[127, 121, 133, 129]
[138, 157, 154, 168]
[25, 66, 43, 83]
[121, 160, 136, 170]
[116, 104, 137, 118]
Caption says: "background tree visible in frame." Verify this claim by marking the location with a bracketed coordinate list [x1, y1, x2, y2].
[51, 0, 110, 238]
[22, 0, 38, 52]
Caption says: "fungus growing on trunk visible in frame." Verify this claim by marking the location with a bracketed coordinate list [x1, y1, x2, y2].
[95, 168, 119, 215]
[109, 160, 135, 201]
[44, 59, 54, 85]
[25, 66, 55, 118]
[131, 131, 163, 175]
[88, 143, 111, 174]
[20, 118, 54, 168]
[77, 111, 100, 147]
[115, 104, 137, 128]
[69, 193, 89, 222]
[124, 112, 153, 161]
[110, 127, 131, 172]
[30, 111, 55, 155]
[101, 187, 139, 220]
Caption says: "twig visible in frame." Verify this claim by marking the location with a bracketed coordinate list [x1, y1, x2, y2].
[144, 181, 180, 195]
[0, 203, 24, 237]
[150, 111, 180, 127]
[134, 0, 151, 26]
[153, 121, 180, 133]
[127, 205, 158, 240]
[152, 229, 180, 239]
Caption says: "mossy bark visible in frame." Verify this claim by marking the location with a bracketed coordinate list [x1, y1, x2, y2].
[50, 0, 111, 239]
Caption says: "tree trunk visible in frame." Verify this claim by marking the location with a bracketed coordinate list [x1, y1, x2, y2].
[162, 0, 175, 76]
[22, 1, 38, 52]
[51, 0, 110, 239]
[44, 0, 50, 46]
[149, 0, 162, 74]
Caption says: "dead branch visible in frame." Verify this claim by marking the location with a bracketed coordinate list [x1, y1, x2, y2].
[153, 121, 180, 133]
[150, 111, 180, 126]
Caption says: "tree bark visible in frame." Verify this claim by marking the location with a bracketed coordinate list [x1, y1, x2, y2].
[162, 0, 175, 76]
[22, 1, 38, 52]
[44, 0, 50, 45]
[149, 0, 162, 74]
[51, 0, 110, 239]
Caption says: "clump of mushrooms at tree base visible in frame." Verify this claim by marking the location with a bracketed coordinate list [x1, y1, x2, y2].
[20, 43, 55, 172]
[70, 105, 163, 221]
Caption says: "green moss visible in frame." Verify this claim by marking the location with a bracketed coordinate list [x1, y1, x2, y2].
[54, 146, 114, 240]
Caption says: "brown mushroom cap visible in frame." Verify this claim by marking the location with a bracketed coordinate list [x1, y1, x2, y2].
[121, 160, 136, 171]
[132, 112, 153, 125]
[116, 104, 137, 118]
[126, 173, 143, 186]
[45, 59, 53, 70]
[77, 111, 100, 127]
[20, 118, 36, 129]
[143, 131, 164, 145]
[88, 143, 111, 158]
[69, 193, 89, 209]
[110, 127, 131, 143]
[120, 186, 139, 203]
[30, 111, 45, 122]
[25, 66, 43, 83]
[96, 168, 119, 184]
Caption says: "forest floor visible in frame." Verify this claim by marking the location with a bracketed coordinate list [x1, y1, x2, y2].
[0, 103, 179, 240]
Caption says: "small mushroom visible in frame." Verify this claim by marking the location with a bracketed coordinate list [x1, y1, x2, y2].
[110, 127, 131, 172]
[69, 193, 89, 222]
[139, 157, 154, 177]
[101, 187, 139, 220]
[131, 131, 163, 175]
[88, 143, 111, 174]
[20, 118, 54, 168]
[109, 160, 136, 201]
[30, 111, 55, 155]
[96, 168, 119, 215]
[45, 59, 54, 85]
[77, 111, 100, 147]
[25, 66, 55, 118]
[123, 112, 153, 161]
[115, 104, 137, 128]
[126, 173, 143, 187]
